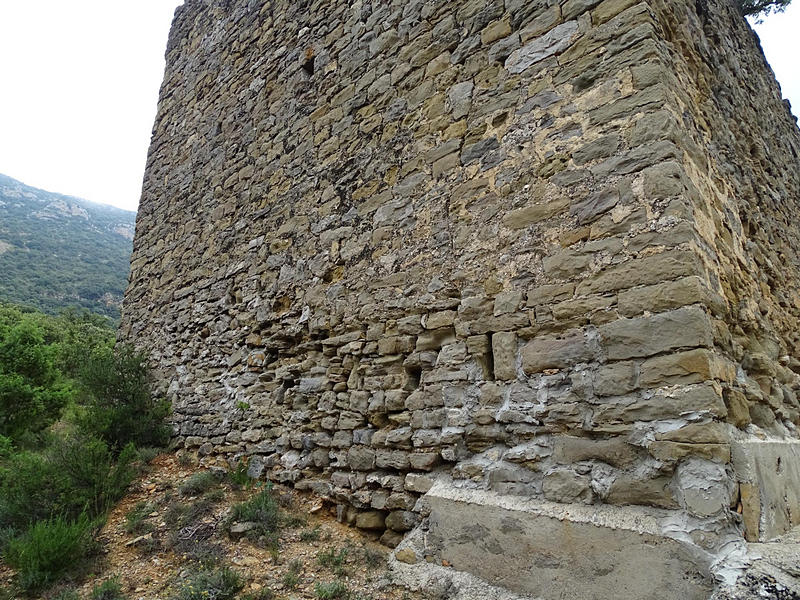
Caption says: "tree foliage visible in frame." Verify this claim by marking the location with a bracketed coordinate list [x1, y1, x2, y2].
[736, 0, 792, 18]
[0, 301, 169, 593]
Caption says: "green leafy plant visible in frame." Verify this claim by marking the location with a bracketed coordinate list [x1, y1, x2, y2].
[300, 526, 321, 542]
[228, 486, 280, 547]
[91, 577, 127, 600]
[77, 344, 170, 452]
[0, 317, 74, 441]
[171, 566, 243, 600]
[4, 514, 96, 591]
[0, 435, 136, 531]
[317, 546, 349, 576]
[178, 471, 220, 497]
[314, 580, 349, 600]
[227, 458, 250, 488]
[283, 558, 303, 589]
[124, 501, 154, 535]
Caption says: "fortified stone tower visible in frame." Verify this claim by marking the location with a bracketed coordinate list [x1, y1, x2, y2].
[122, 0, 800, 597]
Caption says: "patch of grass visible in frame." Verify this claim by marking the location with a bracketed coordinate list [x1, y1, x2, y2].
[171, 566, 244, 600]
[136, 446, 161, 464]
[227, 458, 250, 488]
[300, 526, 321, 542]
[228, 486, 280, 547]
[164, 501, 190, 527]
[52, 589, 80, 600]
[282, 558, 303, 589]
[314, 580, 349, 600]
[283, 514, 306, 528]
[317, 546, 349, 576]
[165, 497, 214, 530]
[178, 471, 220, 496]
[177, 452, 194, 467]
[205, 488, 225, 503]
[4, 514, 96, 592]
[169, 535, 224, 566]
[91, 577, 126, 600]
[124, 501, 154, 534]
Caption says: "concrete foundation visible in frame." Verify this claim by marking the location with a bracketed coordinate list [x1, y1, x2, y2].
[398, 480, 714, 600]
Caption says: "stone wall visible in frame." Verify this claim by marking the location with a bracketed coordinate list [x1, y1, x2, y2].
[122, 0, 800, 575]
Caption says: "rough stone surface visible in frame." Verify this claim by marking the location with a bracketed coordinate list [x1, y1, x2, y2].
[122, 0, 800, 595]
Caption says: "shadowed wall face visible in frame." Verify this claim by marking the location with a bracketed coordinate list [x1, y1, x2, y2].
[123, 0, 800, 552]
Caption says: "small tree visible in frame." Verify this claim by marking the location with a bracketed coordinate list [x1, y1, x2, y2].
[78, 344, 170, 452]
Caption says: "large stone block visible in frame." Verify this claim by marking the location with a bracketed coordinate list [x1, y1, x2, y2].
[520, 328, 597, 373]
[598, 307, 713, 360]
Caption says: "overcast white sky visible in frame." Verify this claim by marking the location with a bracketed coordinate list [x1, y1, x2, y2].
[0, 2, 797, 212]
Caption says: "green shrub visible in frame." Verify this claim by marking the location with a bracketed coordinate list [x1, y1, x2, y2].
[178, 471, 220, 496]
[136, 446, 161, 464]
[124, 501, 154, 535]
[77, 344, 170, 452]
[4, 514, 96, 591]
[317, 546, 349, 574]
[52, 589, 81, 600]
[47, 433, 138, 518]
[228, 486, 280, 546]
[0, 318, 74, 441]
[172, 566, 243, 600]
[0, 449, 61, 529]
[0, 435, 136, 531]
[91, 577, 126, 600]
[314, 580, 349, 600]
[227, 458, 250, 488]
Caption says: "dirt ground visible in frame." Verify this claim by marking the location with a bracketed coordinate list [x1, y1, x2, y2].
[3, 453, 426, 600]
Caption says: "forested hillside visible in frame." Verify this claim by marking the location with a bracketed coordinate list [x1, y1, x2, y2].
[0, 174, 135, 319]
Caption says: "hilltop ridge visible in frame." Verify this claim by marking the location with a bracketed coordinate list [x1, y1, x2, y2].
[0, 173, 136, 319]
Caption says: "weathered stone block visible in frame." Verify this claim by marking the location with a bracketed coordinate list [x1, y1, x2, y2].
[521, 329, 596, 373]
[598, 307, 713, 360]
[491, 331, 517, 380]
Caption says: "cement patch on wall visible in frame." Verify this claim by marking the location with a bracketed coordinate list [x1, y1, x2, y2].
[732, 439, 800, 542]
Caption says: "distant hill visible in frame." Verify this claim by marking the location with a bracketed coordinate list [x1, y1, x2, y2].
[0, 173, 136, 319]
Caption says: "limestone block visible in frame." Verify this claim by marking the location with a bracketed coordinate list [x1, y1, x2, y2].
[542, 469, 593, 503]
[491, 331, 517, 380]
[355, 510, 386, 530]
[505, 21, 579, 73]
[598, 307, 713, 360]
[521, 328, 596, 373]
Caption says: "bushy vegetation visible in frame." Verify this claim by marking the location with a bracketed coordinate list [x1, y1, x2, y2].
[227, 486, 281, 548]
[4, 515, 96, 590]
[0, 173, 135, 320]
[171, 566, 244, 600]
[0, 302, 168, 595]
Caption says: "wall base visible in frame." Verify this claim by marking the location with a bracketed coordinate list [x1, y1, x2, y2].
[394, 481, 714, 600]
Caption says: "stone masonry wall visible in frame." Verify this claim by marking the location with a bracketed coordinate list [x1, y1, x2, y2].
[123, 0, 800, 554]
